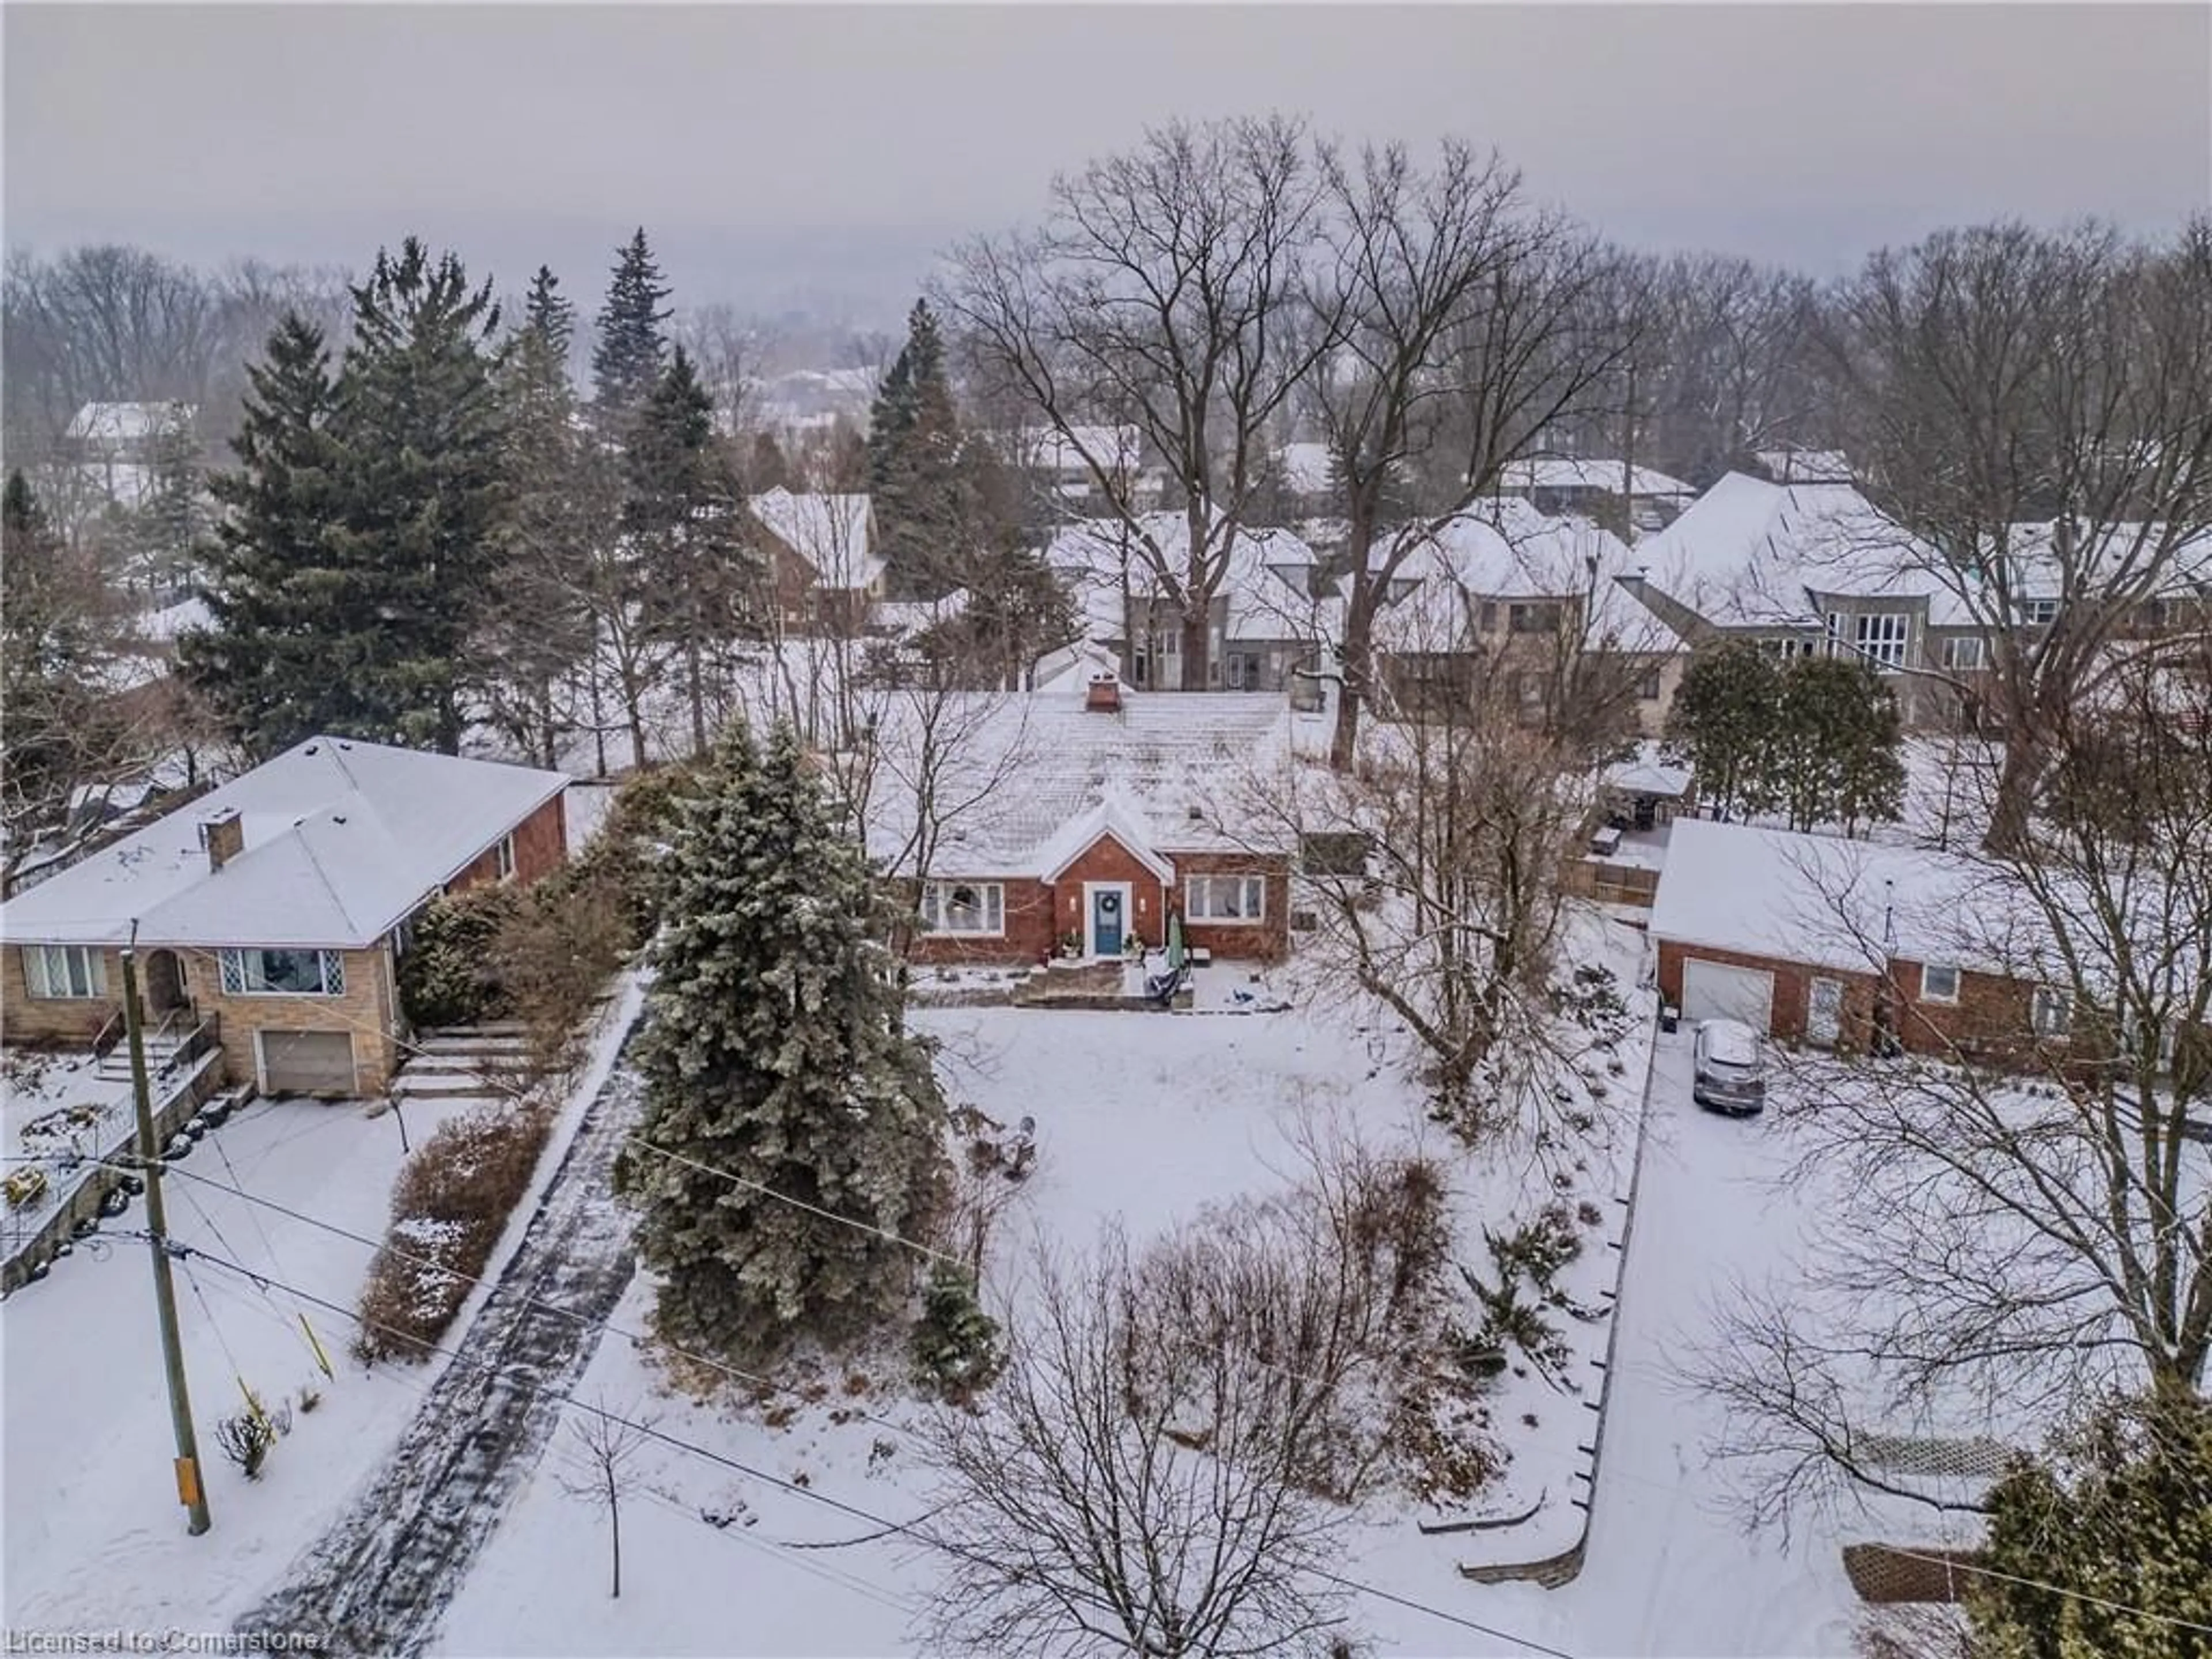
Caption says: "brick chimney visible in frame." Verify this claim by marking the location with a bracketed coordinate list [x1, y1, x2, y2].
[199, 806, 244, 873]
[1085, 670, 1123, 713]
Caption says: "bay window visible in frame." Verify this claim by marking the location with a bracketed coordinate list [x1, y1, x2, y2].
[1185, 873, 1266, 923]
[920, 881, 1003, 935]
[22, 944, 107, 1000]
[218, 948, 347, 997]
[1855, 612, 1911, 668]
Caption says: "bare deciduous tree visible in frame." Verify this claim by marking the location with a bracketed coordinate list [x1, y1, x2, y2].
[1696, 667, 2212, 1526]
[556, 1396, 659, 1600]
[1310, 141, 1633, 768]
[1816, 217, 2212, 851]
[945, 116, 1336, 691]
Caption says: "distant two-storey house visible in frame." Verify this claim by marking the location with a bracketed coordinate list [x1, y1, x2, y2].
[1497, 456, 1696, 536]
[1368, 499, 1688, 735]
[1045, 514, 1332, 698]
[748, 488, 885, 637]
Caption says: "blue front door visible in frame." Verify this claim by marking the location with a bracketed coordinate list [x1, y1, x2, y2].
[1092, 888, 1124, 956]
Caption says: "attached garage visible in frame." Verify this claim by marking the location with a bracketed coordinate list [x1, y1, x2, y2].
[1680, 957, 1775, 1033]
[257, 1031, 356, 1097]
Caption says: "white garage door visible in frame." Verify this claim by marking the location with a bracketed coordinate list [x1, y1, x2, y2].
[1681, 959, 1775, 1034]
[260, 1031, 356, 1097]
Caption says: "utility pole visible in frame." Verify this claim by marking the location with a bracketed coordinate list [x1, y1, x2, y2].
[122, 944, 211, 1535]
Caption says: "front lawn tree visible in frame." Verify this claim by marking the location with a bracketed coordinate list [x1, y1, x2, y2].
[946, 116, 1334, 691]
[616, 721, 952, 1357]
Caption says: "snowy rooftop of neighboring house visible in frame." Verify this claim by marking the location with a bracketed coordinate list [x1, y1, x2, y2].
[1998, 520, 2212, 599]
[1369, 501, 1685, 655]
[748, 488, 883, 592]
[1278, 441, 1336, 497]
[65, 401, 194, 445]
[858, 679, 1296, 876]
[0, 737, 569, 951]
[1001, 425, 1145, 475]
[1753, 448, 1854, 484]
[1045, 516, 1326, 644]
[1499, 456, 1694, 500]
[1602, 745, 1693, 798]
[869, 589, 970, 641]
[1628, 471, 1972, 629]
[1650, 818, 2032, 978]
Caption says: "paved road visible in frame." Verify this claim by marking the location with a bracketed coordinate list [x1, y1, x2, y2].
[234, 1024, 645, 1658]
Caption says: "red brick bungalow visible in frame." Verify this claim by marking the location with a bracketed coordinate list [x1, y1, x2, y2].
[868, 673, 1293, 968]
[1647, 818, 2081, 1062]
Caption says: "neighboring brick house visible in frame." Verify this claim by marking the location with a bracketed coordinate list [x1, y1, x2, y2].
[861, 671, 1293, 968]
[0, 737, 569, 1099]
[749, 488, 885, 635]
[1647, 819, 2087, 1062]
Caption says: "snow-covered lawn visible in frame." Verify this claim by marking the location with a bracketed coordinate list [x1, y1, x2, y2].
[2, 1088, 479, 1633]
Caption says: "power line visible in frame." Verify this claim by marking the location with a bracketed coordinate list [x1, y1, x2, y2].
[170, 1234, 1587, 1659]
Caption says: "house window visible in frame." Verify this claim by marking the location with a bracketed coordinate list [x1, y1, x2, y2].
[920, 881, 1004, 935]
[1508, 602, 1562, 635]
[218, 948, 347, 998]
[22, 944, 107, 1000]
[1855, 612, 1911, 668]
[2031, 985, 2073, 1039]
[495, 834, 518, 882]
[2021, 597, 2061, 626]
[1942, 635, 1987, 671]
[1185, 873, 1266, 923]
[1478, 601, 1499, 633]
[1919, 963, 1961, 1005]
[1638, 668, 1663, 701]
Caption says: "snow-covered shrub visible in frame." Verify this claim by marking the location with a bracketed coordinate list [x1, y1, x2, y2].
[911, 1265, 1002, 1400]
[490, 858, 629, 1080]
[353, 1101, 553, 1362]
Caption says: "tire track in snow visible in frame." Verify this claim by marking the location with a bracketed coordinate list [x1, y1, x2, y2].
[234, 1031, 646, 1657]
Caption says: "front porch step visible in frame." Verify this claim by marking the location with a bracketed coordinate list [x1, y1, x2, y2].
[416, 1022, 531, 1040]
[389, 1074, 509, 1101]
[94, 1044, 185, 1082]
[410, 1033, 531, 1058]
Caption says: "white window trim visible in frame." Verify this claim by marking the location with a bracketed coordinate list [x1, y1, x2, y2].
[1942, 635, 1987, 671]
[494, 833, 518, 883]
[1184, 873, 1267, 925]
[1854, 611, 1911, 669]
[217, 947, 348, 998]
[1919, 963, 1961, 1005]
[919, 880, 1005, 937]
[22, 944, 108, 1001]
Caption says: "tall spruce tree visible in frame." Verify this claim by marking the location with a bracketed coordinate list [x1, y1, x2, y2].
[625, 346, 757, 755]
[616, 721, 953, 1357]
[592, 228, 672, 435]
[325, 238, 508, 752]
[482, 266, 599, 767]
[865, 299, 967, 601]
[179, 313, 357, 757]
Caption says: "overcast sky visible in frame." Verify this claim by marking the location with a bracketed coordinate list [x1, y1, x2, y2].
[7, 3, 2209, 323]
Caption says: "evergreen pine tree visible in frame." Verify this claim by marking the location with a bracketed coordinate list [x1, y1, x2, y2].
[866, 300, 967, 601]
[178, 314, 358, 757]
[616, 721, 953, 1358]
[2, 471, 129, 850]
[625, 346, 759, 755]
[1772, 656, 1906, 834]
[327, 237, 509, 752]
[482, 266, 599, 767]
[1663, 642, 1784, 821]
[592, 228, 672, 436]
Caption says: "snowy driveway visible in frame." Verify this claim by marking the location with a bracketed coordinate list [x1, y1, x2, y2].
[1536, 1027, 1861, 1656]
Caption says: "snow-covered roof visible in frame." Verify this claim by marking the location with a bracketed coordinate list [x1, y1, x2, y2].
[1278, 441, 1336, 497]
[858, 681, 1294, 877]
[1628, 472, 1967, 629]
[1499, 456, 1694, 500]
[749, 488, 882, 592]
[0, 737, 569, 950]
[870, 589, 970, 641]
[66, 402, 194, 446]
[1001, 425, 1145, 476]
[1753, 448, 1853, 484]
[1602, 747, 1692, 798]
[1369, 501, 1685, 656]
[1045, 516, 1325, 645]
[1650, 819, 2022, 977]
